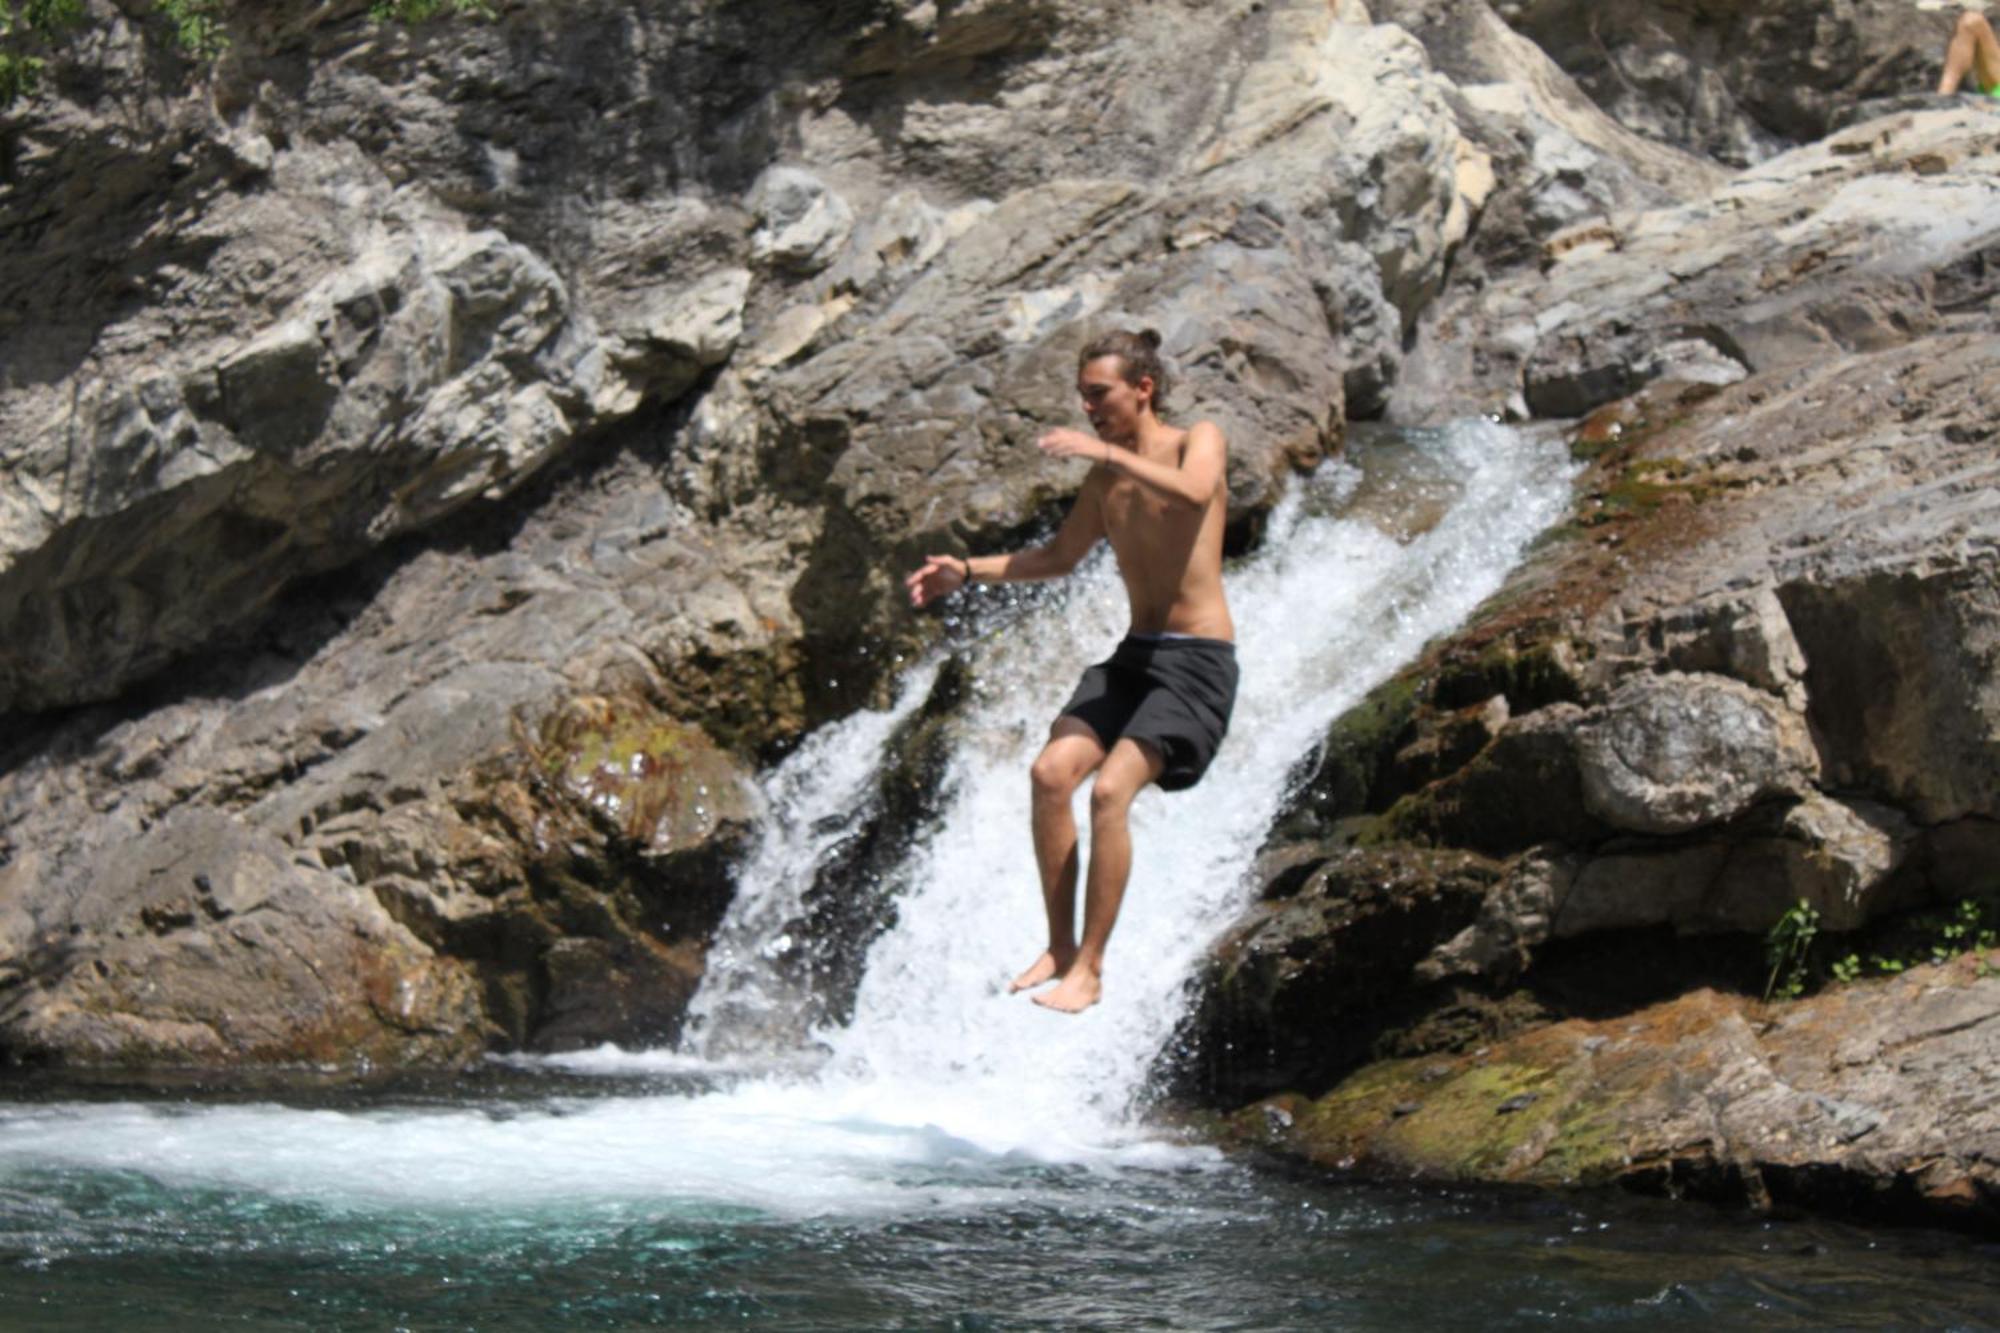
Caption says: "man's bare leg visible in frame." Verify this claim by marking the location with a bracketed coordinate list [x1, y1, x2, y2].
[1014, 719, 1107, 991]
[1939, 10, 2000, 93]
[1037, 738, 1164, 1013]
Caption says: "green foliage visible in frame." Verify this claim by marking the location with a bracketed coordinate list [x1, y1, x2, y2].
[1763, 899, 1820, 1002]
[2, 0, 493, 107]
[155, 0, 227, 58]
[13, 0, 85, 30]
[0, 52, 38, 103]
[1779, 898, 2000, 1000]
[0, 0, 83, 104]
[369, 0, 495, 19]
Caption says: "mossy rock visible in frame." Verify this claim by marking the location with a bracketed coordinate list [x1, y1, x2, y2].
[1268, 671, 1425, 844]
[535, 694, 752, 854]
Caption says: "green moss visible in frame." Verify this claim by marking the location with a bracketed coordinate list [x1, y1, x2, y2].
[1534, 1095, 1633, 1186]
[1569, 426, 1638, 464]
[1435, 636, 1580, 711]
[1367, 789, 1436, 846]
[1579, 455, 1740, 528]
[1316, 673, 1421, 811]
[1316, 1053, 1631, 1186]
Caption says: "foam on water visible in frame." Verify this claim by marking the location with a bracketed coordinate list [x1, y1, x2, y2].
[0, 421, 1575, 1219]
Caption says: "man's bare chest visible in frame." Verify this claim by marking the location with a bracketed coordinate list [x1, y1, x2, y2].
[1100, 478, 1201, 556]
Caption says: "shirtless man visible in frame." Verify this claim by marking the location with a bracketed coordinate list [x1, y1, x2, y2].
[904, 329, 1238, 1014]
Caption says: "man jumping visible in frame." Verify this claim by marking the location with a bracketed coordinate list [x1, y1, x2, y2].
[904, 330, 1238, 1014]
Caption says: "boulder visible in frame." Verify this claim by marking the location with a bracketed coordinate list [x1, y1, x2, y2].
[1575, 671, 1818, 836]
[0, 809, 485, 1068]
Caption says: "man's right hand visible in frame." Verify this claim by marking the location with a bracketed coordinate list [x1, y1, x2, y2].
[905, 555, 969, 608]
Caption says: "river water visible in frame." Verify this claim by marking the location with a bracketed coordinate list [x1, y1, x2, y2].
[4, 424, 1996, 1329]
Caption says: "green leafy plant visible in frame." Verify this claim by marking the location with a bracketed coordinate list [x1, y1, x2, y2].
[2, 0, 494, 107]
[1763, 898, 1820, 1002]
[155, 0, 227, 58]
[0, 0, 84, 104]
[1814, 898, 2000, 990]
[369, 0, 495, 20]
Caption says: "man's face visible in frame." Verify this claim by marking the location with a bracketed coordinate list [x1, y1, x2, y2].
[1077, 356, 1151, 440]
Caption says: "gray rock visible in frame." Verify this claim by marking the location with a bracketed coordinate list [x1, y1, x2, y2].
[1398, 104, 2000, 421]
[1577, 672, 1818, 835]
[1780, 567, 2000, 826]
[1499, 0, 1955, 163]
[1553, 843, 1731, 938]
[1239, 971, 2000, 1231]
[749, 167, 856, 275]
[0, 808, 485, 1068]
[1707, 793, 1918, 932]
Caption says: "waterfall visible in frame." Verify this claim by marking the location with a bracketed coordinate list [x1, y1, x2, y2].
[667, 417, 1576, 1145]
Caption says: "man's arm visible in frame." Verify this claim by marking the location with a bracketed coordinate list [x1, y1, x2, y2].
[1038, 420, 1226, 511]
[905, 477, 1106, 608]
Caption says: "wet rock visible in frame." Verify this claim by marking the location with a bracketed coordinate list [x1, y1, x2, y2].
[1175, 845, 1508, 1104]
[1388, 704, 1605, 853]
[1416, 850, 1576, 983]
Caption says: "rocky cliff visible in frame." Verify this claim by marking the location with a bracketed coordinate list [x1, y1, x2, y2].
[2, 0, 1995, 1231]
[2, 0, 1539, 1065]
[1175, 92, 2000, 1231]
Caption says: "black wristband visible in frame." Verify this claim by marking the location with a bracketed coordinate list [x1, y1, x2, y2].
[960, 557, 975, 584]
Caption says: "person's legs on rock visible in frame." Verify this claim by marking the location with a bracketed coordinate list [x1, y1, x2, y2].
[1939, 9, 2000, 94]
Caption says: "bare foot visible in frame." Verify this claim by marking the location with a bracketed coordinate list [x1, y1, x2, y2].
[1032, 965, 1102, 1014]
[1008, 949, 1073, 993]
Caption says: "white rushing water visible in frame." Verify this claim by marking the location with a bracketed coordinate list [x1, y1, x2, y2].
[0, 421, 1575, 1219]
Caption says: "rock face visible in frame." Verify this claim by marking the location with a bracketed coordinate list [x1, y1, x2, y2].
[16, 0, 1666, 1069]
[1226, 965, 2000, 1233]
[1173, 86, 2000, 1230]
[1494, 0, 1957, 164]
[0, 0, 1530, 723]
[1392, 102, 2000, 422]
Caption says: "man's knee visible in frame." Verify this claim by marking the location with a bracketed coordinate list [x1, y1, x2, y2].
[1089, 774, 1140, 821]
[1031, 750, 1084, 801]
[1960, 9, 1993, 38]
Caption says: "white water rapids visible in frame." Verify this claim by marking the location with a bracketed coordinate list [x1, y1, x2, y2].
[0, 421, 1576, 1219]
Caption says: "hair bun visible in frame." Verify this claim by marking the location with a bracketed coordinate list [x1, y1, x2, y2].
[1139, 328, 1162, 351]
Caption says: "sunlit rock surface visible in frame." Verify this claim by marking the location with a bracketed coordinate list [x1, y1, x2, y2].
[4, 1, 2000, 1242]
[1224, 966, 2000, 1232]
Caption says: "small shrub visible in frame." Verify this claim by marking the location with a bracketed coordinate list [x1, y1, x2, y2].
[1763, 899, 1819, 1002]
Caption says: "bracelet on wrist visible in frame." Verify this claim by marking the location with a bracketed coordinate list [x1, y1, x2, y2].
[961, 557, 975, 584]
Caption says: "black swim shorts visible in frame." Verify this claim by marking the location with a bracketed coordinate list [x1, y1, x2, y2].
[1058, 635, 1239, 792]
